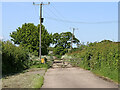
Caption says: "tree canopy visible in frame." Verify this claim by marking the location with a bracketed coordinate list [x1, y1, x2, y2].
[10, 23, 52, 56]
[52, 32, 80, 55]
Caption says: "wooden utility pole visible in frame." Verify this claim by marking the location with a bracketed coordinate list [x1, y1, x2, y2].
[33, 2, 50, 62]
[71, 28, 78, 49]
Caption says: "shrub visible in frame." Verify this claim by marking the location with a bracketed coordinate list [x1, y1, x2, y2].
[2, 40, 31, 75]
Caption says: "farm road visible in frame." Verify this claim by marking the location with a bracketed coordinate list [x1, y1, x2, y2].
[42, 67, 118, 88]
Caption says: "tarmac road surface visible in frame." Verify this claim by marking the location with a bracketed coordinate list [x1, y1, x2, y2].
[42, 67, 118, 88]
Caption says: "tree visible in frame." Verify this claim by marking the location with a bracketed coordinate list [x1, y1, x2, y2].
[10, 23, 52, 56]
[52, 32, 80, 55]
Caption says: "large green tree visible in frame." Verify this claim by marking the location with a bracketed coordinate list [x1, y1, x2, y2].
[10, 23, 52, 56]
[52, 32, 80, 55]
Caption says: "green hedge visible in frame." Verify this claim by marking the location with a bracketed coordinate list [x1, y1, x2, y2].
[68, 40, 119, 82]
[2, 41, 31, 75]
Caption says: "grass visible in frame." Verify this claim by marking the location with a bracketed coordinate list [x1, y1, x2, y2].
[32, 74, 44, 88]
[30, 64, 49, 69]
[54, 55, 62, 59]
[92, 69, 118, 83]
[29, 59, 53, 88]
[2, 68, 46, 88]
[30, 60, 53, 69]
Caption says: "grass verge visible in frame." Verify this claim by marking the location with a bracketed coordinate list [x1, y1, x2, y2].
[32, 74, 44, 88]
[92, 69, 118, 84]
[2, 68, 46, 88]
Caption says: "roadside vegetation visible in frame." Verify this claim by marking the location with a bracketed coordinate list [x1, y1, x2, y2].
[33, 75, 44, 88]
[2, 68, 45, 88]
[1, 40, 51, 88]
[2, 40, 53, 75]
[67, 40, 119, 83]
[2, 23, 55, 76]
[2, 21, 118, 87]
[2, 40, 30, 75]
[30, 60, 53, 69]
[1, 23, 79, 76]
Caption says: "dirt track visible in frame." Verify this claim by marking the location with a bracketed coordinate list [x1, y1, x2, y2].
[42, 67, 118, 88]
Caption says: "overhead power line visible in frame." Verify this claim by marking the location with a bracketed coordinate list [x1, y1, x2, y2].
[43, 5, 72, 30]
[45, 17, 117, 24]
[50, 3, 65, 19]
[43, 2, 117, 24]
[44, 6, 61, 19]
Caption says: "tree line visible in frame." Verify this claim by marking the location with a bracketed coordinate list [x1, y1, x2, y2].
[10, 23, 79, 56]
[1, 23, 79, 75]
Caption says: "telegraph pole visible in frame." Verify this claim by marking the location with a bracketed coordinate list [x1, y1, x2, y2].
[71, 28, 78, 49]
[33, 2, 50, 62]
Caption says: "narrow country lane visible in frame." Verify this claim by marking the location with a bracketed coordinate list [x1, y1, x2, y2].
[42, 64, 118, 88]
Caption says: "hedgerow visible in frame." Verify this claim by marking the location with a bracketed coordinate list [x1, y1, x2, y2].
[67, 40, 119, 82]
[2, 40, 31, 75]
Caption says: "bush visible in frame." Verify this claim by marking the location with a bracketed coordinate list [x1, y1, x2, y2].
[2, 40, 31, 75]
[54, 55, 61, 59]
[31, 60, 52, 69]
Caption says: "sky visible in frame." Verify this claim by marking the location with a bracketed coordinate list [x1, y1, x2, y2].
[1, 2, 118, 45]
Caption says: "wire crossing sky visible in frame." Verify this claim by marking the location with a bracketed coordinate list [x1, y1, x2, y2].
[44, 17, 117, 24]
[2, 2, 118, 44]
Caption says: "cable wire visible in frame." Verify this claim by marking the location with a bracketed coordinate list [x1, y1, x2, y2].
[50, 3, 65, 19]
[45, 17, 117, 24]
